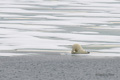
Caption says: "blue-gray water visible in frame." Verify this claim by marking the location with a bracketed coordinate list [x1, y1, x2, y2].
[0, 0, 120, 53]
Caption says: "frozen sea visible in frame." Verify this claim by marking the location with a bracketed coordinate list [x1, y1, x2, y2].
[1, 0, 120, 80]
[0, 0, 120, 55]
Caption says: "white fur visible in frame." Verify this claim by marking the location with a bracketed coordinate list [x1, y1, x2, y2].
[71, 44, 89, 54]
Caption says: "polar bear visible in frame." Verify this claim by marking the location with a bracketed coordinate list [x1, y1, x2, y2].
[71, 44, 90, 54]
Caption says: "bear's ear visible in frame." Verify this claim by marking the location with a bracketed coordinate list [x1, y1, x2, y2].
[75, 49, 78, 52]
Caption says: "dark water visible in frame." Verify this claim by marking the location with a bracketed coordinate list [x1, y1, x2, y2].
[0, 0, 120, 53]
